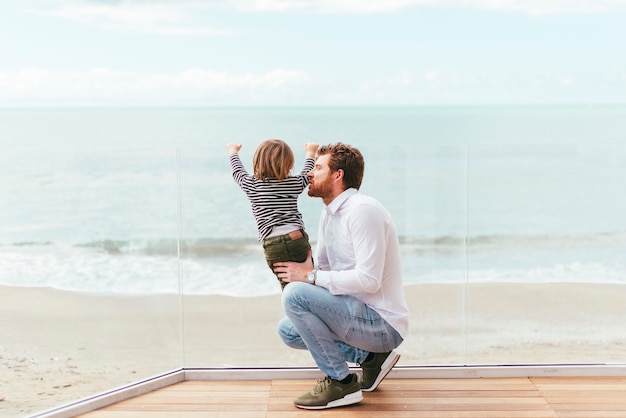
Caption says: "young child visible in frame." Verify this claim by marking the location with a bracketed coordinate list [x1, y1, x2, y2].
[226, 139, 319, 290]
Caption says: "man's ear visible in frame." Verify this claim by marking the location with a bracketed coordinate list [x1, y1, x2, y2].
[335, 168, 344, 181]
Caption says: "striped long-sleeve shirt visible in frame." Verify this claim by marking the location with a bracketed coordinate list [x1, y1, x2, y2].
[229, 153, 315, 241]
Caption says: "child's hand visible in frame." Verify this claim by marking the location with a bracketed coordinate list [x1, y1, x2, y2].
[304, 143, 319, 158]
[226, 143, 242, 155]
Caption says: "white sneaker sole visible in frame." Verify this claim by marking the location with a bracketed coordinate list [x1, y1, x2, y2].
[362, 351, 401, 392]
[295, 389, 363, 410]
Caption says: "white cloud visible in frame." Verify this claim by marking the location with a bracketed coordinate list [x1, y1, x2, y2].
[0, 67, 310, 105]
[0, 68, 50, 90]
[25, 0, 626, 35]
[560, 76, 577, 86]
[230, 0, 423, 13]
[1, 66, 623, 106]
[28, 1, 236, 35]
[386, 69, 414, 87]
[463, 0, 626, 15]
[226, 0, 626, 15]
[424, 71, 438, 82]
[607, 69, 626, 83]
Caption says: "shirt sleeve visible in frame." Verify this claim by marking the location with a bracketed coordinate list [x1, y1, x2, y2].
[314, 203, 386, 295]
[299, 157, 315, 181]
[229, 153, 255, 191]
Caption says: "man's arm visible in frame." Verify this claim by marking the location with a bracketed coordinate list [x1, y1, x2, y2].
[273, 250, 315, 283]
[315, 203, 386, 294]
[273, 203, 387, 295]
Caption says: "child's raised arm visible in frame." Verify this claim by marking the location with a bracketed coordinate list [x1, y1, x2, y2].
[226, 143, 242, 155]
[304, 143, 319, 158]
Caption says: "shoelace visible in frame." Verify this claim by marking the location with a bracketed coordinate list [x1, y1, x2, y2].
[312, 376, 333, 394]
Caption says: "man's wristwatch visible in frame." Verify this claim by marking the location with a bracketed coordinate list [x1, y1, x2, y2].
[305, 269, 317, 285]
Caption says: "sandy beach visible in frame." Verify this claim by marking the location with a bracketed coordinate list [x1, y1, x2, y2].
[2, 282, 626, 417]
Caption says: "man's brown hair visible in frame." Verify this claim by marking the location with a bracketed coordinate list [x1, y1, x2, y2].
[253, 139, 294, 181]
[318, 142, 364, 190]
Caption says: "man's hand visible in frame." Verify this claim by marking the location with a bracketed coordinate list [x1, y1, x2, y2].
[273, 250, 314, 283]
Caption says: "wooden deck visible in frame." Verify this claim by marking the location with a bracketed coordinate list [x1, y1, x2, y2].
[76, 376, 626, 417]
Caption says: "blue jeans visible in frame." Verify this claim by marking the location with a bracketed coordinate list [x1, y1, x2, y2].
[277, 282, 404, 381]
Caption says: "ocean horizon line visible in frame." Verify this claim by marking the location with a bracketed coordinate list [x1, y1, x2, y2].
[1, 103, 625, 111]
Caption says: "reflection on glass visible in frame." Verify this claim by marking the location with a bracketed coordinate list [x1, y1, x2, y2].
[179, 144, 470, 368]
[466, 144, 626, 364]
[3, 106, 626, 417]
[363, 144, 469, 365]
[0, 146, 182, 417]
[178, 145, 316, 368]
[179, 141, 626, 369]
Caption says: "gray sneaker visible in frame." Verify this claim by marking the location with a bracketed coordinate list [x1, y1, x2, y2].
[294, 374, 363, 409]
[360, 350, 400, 392]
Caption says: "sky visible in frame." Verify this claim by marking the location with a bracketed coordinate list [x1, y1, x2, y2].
[1, 0, 626, 107]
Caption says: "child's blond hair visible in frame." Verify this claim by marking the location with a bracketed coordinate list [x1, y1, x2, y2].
[253, 139, 294, 181]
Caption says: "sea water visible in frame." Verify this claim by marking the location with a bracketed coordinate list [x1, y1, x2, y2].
[1, 106, 625, 296]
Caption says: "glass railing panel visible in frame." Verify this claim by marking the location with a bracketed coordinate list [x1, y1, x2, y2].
[361, 144, 469, 365]
[465, 144, 626, 364]
[4, 106, 626, 417]
[177, 144, 317, 368]
[0, 145, 182, 417]
[179, 143, 469, 367]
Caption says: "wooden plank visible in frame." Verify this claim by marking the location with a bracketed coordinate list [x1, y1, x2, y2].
[541, 390, 626, 399]
[104, 404, 267, 412]
[269, 404, 554, 412]
[266, 412, 558, 418]
[365, 390, 542, 398]
[531, 377, 626, 384]
[115, 390, 270, 403]
[531, 376, 626, 391]
[165, 380, 272, 390]
[81, 412, 266, 418]
[545, 396, 626, 404]
[534, 384, 626, 391]
[553, 404, 626, 411]
[556, 413, 626, 418]
[76, 376, 626, 418]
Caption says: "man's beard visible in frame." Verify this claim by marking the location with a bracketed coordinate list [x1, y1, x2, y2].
[308, 176, 332, 199]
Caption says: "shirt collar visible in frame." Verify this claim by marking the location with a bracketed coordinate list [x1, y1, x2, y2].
[326, 188, 358, 215]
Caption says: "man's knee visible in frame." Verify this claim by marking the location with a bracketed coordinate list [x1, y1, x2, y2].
[276, 317, 290, 343]
[281, 281, 308, 309]
[277, 316, 303, 348]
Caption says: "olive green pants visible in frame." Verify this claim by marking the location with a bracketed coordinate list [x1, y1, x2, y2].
[262, 229, 311, 291]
